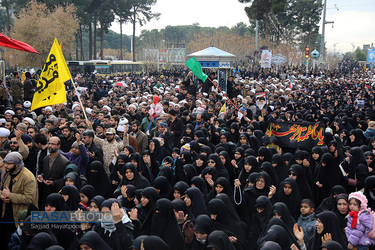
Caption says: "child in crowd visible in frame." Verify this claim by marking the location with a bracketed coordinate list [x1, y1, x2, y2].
[297, 199, 316, 245]
[345, 191, 374, 250]
[8, 210, 27, 250]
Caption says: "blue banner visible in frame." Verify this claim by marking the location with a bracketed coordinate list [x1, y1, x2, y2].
[367, 49, 375, 64]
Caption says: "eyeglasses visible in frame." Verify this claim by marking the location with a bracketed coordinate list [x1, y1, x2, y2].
[208, 160, 215, 163]
[10, 141, 18, 144]
[289, 172, 297, 176]
[366, 157, 373, 160]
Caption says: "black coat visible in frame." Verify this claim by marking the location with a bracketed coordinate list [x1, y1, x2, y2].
[41, 153, 70, 201]
[93, 221, 133, 250]
[167, 117, 184, 148]
[86, 142, 104, 165]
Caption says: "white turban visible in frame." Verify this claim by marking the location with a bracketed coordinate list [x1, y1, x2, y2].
[103, 105, 111, 112]
[23, 117, 35, 126]
[0, 127, 10, 138]
[4, 110, 15, 115]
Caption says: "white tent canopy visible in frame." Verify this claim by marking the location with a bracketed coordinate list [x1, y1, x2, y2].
[187, 46, 236, 68]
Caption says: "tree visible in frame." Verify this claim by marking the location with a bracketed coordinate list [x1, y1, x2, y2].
[243, 0, 322, 49]
[0, 7, 9, 33]
[354, 47, 366, 62]
[231, 22, 252, 36]
[129, 0, 160, 61]
[97, 0, 114, 59]
[1, 0, 13, 34]
[138, 28, 161, 49]
[70, 0, 93, 60]
[112, 0, 132, 60]
[186, 31, 256, 60]
[239, 0, 287, 42]
[3, 0, 79, 67]
[291, 0, 322, 48]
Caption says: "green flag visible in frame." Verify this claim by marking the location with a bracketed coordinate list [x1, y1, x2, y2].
[185, 57, 208, 82]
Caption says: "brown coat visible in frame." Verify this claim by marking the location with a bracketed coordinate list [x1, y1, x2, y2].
[0, 86, 9, 100]
[122, 134, 139, 153]
[2, 167, 38, 222]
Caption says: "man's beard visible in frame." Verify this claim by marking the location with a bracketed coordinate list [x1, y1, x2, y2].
[107, 137, 115, 142]
[6, 164, 17, 173]
[133, 128, 139, 133]
[49, 147, 58, 153]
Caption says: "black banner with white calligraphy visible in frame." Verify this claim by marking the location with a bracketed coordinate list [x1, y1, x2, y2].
[266, 121, 325, 150]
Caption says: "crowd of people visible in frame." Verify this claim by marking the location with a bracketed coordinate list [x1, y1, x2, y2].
[0, 56, 375, 249]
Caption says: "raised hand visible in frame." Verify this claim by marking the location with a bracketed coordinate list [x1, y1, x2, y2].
[111, 202, 123, 224]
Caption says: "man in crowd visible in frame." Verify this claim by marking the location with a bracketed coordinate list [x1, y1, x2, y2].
[10, 72, 22, 105]
[94, 127, 122, 175]
[9, 130, 29, 159]
[131, 120, 148, 153]
[82, 129, 104, 165]
[167, 109, 183, 148]
[37, 136, 69, 206]
[0, 152, 38, 250]
[0, 127, 10, 151]
[59, 125, 76, 152]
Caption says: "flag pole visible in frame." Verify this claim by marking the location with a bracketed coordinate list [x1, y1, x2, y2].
[206, 77, 243, 116]
[70, 78, 90, 127]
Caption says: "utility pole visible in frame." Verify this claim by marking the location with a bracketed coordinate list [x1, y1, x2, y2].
[320, 0, 334, 61]
[255, 20, 258, 50]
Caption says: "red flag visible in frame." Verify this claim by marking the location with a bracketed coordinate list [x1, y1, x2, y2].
[0, 33, 39, 54]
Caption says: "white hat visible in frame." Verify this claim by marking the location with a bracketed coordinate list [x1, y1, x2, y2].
[4, 110, 15, 115]
[45, 106, 53, 112]
[0, 127, 10, 138]
[86, 108, 92, 115]
[103, 105, 111, 112]
[117, 125, 125, 132]
[23, 101, 31, 108]
[72, 104, 79, 110]
[129, 104, 137, 110]
[23, 117, 35, 126]
[119, 118, 128, 125]
[0, 118, 6, 124]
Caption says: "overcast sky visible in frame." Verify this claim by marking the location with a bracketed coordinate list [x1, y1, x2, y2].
[110, 0, 375, 54]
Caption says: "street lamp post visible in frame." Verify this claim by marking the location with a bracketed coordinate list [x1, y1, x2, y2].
[320, 0, 334, 61]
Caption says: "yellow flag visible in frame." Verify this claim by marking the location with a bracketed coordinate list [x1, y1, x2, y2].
[31, 38, 71, 111]
[219, 102, 226, 113]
